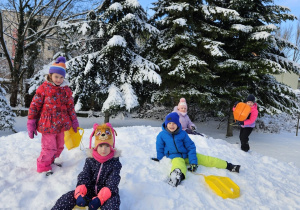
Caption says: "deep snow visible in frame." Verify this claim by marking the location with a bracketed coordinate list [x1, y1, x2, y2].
[0, 116, 300, 209]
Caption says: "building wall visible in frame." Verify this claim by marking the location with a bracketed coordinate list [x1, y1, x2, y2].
[0, 10, 57, 79]
[273, 72, 299, 90]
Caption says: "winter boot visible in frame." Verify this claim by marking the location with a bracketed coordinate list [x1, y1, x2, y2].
[241, 143, 250, 152]
[51, 156, 62, 167]
[167, 168, 185, 187]
[45, 170, 53, 176]
[52, 161, 62, 167]
[226, 162, 240, 173]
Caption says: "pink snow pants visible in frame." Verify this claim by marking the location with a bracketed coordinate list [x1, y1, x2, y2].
[37, 132, 64, 173]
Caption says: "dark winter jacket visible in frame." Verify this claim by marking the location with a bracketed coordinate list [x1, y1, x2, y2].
[28, 79, 77, 134]
[77, 153, 122, 199]
[156, 123, 198, 165]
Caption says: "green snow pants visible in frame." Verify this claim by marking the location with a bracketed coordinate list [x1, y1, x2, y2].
[171, 153, 227, 177]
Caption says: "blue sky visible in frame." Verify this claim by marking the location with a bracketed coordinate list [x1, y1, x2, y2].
[138, 0, 300, 26]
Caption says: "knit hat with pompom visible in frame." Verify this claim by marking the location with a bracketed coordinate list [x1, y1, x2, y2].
[49, 56, 66, 77]
[178, 98, 187, 110]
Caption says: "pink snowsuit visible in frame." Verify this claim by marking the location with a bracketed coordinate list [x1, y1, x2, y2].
[28, 78, 77, 172]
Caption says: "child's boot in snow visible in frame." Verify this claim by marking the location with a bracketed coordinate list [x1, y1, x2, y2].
[52, 161, 62, 167]
[168, 168, 185, 187]
[226, 162, 240, 173]
[241, 143, 250, 152]
[45, 170, 53, 176]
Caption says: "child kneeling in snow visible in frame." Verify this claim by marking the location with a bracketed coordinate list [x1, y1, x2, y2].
[52, 125, 121, 210]
[152, 112, 240, 187]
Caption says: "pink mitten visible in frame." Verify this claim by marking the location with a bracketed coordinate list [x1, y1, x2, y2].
[72, 119, 79, 133]
[27, 119, 37, 139]
[98, 187, 111, 205]
[74, 184, 87, 199]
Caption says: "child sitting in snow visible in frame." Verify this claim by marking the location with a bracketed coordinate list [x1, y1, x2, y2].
[52, 123, 122, 210]
[173, 98, 200, 135]
[152, 112, 240, 187]
[27, 56, 79, 175]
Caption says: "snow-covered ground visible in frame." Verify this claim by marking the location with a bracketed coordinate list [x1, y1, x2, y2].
[0, 116, 300, 209]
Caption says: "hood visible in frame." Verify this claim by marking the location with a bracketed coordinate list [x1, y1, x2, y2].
[252, 103, 258, 110]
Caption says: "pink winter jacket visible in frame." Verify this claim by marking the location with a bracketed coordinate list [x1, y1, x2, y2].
[233, 103, 258, 128]
[173, 106, 196, 130]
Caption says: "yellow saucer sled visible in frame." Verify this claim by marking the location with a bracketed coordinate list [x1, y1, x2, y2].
[64, 127, 84, 150]
[194, 173, 240, 199]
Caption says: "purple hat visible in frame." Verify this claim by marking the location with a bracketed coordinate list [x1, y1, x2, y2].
[49, 56, 66, 77]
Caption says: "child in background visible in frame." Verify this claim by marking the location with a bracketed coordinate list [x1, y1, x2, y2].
[233, 94, 258, 152]
[173, 98, 199, 135]
[52, 123, 122, 210]
[27, 56, 79, 175]
[152, 112, 240, 187]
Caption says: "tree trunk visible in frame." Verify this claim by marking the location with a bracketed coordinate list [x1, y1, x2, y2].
[226, 110, 234, 137]
[9, 82, 18, 107]
[24, 84, 34, 107]
[104, 110, 110, 123]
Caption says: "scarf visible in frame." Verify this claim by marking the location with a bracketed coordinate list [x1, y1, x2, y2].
[179, 111, 187, 116]
[92, 150, 115, 163]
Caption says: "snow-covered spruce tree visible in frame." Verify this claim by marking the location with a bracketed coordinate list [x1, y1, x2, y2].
[0, 84, 16, 132]
[148, 0, 241, 113]
[58, 0, 161, 119]
[212, 0, 300, 115]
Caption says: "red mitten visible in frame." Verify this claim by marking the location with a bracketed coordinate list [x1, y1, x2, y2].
[98, 187, 111, 205]
[74, 184, 87, 199]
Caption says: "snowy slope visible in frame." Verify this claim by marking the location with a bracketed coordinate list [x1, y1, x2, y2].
[1, 125, 300, 209]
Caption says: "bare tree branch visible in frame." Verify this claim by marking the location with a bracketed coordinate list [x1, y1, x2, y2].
[0, 11, 14, 74]
[293, 18, 300, 62]
[0, 0, 83, 107]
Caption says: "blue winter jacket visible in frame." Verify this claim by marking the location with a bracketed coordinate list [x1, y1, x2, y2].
[156, 123, 198, 165]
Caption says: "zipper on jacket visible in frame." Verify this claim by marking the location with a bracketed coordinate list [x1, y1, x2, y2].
[172, 134, 183, 158]
[95, 163, 103, 194]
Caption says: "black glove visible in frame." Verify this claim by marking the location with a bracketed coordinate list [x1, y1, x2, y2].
[191, 126, 196, 131]
[238, 121, 244, 126]
[188, 164, 198, 172]
[151, 157, 159, 162]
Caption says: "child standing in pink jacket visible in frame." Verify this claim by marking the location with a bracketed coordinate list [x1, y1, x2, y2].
[173, 98, 200, 135]
[233, 94, 258, 152]
[27, 56, 79, 175]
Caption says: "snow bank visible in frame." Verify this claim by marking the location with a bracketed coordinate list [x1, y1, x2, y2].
[0, 126, 300, 209]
